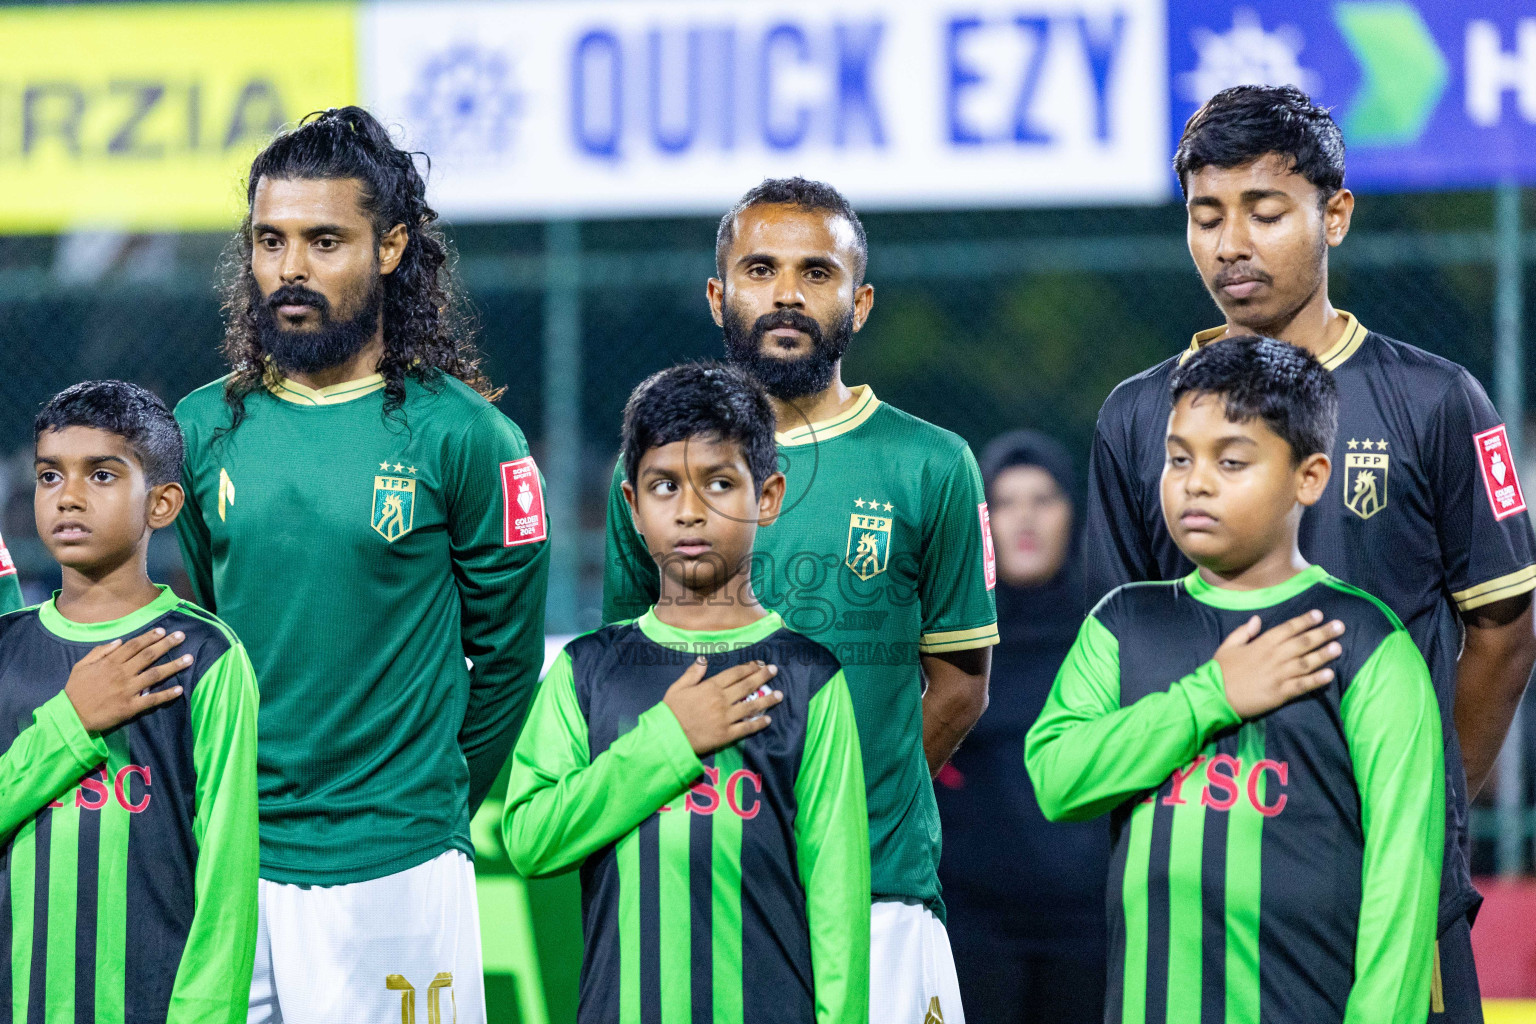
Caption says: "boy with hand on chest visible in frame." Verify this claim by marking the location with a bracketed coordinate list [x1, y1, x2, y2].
[504, 362, 869, 1024]
[1027, 338, 1443, 1024]
[0, 381, 259, 1023]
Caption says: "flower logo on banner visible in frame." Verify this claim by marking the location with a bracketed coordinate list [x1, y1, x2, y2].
[407, 43, 523, 162]
[1178, 8, 1320, 104]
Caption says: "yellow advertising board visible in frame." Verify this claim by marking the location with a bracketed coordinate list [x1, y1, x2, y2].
[0, 3, 356, 233]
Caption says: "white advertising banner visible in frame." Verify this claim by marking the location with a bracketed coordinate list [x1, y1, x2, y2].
[362, 0, 1169, 219]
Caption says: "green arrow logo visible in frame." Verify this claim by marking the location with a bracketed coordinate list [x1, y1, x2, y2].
[1334, 1, 1447, 147]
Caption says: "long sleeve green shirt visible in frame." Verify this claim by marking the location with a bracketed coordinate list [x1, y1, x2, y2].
[0, 587, 260, 1023]
[505, 610, 870, 1024]
[175, 371, 550, 884]
[1026, 567, 1443, 1024]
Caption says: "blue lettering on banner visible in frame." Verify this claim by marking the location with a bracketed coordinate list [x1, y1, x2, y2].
[572, 28, 623, 158]
[946, 17, 986, 145]
[1077, 13, 1127, 141]
[567, 17, 889, 159]
[948, 11, 1128, 147]
[761, 22, 812, 150]
[1010, 17, 1052, 144]
[648, 28, 700, 154]
[834, 21, 886, 147]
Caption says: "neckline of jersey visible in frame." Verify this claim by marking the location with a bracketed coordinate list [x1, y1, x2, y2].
[775, 385, 881, 447]
[1182, 563, 1328, 610]
[637, 607, 784, 647]
[267, 373, 387, 407]
[1182, 311, 1368, 372]
[39, 584, 180, 642]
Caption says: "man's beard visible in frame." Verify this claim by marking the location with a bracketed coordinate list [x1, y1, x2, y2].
[253, 276, 384, 376]
[721, 301, 855, 400]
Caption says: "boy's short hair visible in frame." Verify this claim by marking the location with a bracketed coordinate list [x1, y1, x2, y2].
[1169, 337, 1338, 462]
[622, 362, 778, 494]
[1174, 84, 1345, 201]
[35, 381, 184, 486]
[716, 176, 868, 284]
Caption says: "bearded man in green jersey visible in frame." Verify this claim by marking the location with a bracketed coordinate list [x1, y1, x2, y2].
[603, 177, 997, 1024]
[174, 107, 550, 1024]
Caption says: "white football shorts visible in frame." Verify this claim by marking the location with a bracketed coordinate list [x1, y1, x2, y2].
[247, 849, 486, 1024]
[871, 900, 966, 1024]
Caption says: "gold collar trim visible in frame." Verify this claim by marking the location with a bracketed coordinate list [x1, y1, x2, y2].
[775, 386, 880, 447]
[1179, 311, 1368, 372]
[267, 373, 387, 406]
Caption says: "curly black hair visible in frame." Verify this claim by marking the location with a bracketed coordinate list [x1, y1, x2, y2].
[622, 361, 779, 495]
[218, 106, 497, 429]
[1170, 335, 1338, 463]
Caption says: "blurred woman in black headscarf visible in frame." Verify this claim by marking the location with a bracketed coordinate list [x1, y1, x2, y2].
[935, 430, 1108, 1024]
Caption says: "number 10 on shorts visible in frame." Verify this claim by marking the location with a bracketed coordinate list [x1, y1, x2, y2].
[387, 972, 454, 1024]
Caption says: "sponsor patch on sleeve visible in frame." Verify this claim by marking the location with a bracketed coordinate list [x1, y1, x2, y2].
[0, 529, 13, 577]
[1474, 424, 1527, 521]
[978, 502, 996, 590]
[501, 456, 548, 546]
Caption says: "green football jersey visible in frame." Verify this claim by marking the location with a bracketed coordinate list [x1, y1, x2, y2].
[604, 386, 998, 913]
[0, 529, 22, 614]
[176, 371, 551, 886]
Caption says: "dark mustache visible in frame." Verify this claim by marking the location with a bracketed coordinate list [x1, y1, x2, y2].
[752, 308, 823, 344]
[265, 284, 331, 314]
[1213, 264, 1273, 288]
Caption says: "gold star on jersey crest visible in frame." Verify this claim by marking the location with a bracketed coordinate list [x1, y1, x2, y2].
[1343, 438, 1390, 520]
[846, 499, 894, 580]
[373, 461, 418, 542]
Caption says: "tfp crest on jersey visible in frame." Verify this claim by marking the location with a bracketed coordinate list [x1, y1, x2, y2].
[372, 476, 417, 542]
[846, 512, 892, 580]
[1343, 439, 1389, 520]
[0, 529, 13, 578]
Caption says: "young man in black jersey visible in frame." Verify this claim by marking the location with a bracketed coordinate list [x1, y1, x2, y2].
[1032, 337, 1443, 1024]
[0, 381, 259, 1022]
[504, 363, 869, 1024]
[1083, 84, 1536, 1022]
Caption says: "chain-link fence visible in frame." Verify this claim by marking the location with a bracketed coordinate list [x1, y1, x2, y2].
[3, 195, 1527, 603]
[2, 190, 1533, 875]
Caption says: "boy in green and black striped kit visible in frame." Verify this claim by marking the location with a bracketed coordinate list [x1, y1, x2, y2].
[1028, 338, 1443, 1024]
[0, 381, 259, 1024]
[504, 363, 870, 1024]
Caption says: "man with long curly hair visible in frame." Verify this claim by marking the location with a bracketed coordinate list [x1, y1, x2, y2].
[173, 107, 550, 1024]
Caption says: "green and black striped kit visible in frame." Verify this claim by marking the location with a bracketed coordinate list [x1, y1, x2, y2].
[1028, 566, 1444, 1023]
[0, 587, 259, 1023]
[504, 610, 869, 1024]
